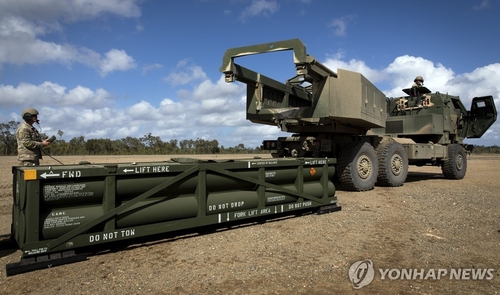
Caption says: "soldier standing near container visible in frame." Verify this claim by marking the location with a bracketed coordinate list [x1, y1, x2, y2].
[16, 108, 52, 166]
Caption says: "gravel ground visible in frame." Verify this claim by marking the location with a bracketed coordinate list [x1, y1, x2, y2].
[0, 154, 499, 294]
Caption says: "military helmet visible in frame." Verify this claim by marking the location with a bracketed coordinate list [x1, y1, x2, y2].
[21, 108, 39, 120]
[414, 76, 424, 83]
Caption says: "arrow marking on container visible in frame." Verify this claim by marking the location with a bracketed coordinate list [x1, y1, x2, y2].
[123, 169, 134, 173]
[40, 172, 60, 179]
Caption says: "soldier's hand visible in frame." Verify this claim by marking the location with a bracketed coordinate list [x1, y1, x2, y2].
[42, 139, 51, 146]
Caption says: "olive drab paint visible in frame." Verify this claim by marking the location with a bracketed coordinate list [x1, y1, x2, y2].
[9, 157, 339, 274]
[221, 38, 497, 191]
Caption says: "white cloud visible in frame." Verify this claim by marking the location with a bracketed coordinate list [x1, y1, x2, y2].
[328, 15, 356, 37]
[0, 0, 141, 23]
[142, 63, 163, 75]
[230, 124, 284, 148]
[164, 61, 208, 86]
[239, 0, 279, 21]
[473, 0, 489, 10]
[324, 54, 457, 96]
[127, 101, 161, 120]
[99, 49, 137, 77]
[191, 76, 244, 101]
[32, 106, 124, 139]
[159, 98, 187, 116]
[0, 16, 49, 37]
[322, 53, 500, 146]
[114, 125, 141, 139]
[324, 56, 385, 84]
[2, 53, 499, 148]
[0, 0, 141, 76]
[447, 64, 500, 99]
[11, 71, 243, 144]
[0, 16, 76, 66]
[0, 81, 113, 109]
[64, 86, 112, 106]
[383, 55, 455, 97]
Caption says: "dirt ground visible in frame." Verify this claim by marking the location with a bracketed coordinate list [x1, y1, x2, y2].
[0, 154, 499, 294]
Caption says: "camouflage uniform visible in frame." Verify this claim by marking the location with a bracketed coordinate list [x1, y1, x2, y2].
[411, 76, 425, 107]
[16, 121, 43, 166]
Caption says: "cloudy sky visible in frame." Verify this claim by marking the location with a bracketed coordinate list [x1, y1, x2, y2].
[1, 0, 499, 148]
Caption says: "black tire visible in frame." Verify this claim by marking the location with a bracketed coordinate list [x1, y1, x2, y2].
[337, 142, 378, 191]
[442, 144, 467, 179]
[376, 140, 408, 187]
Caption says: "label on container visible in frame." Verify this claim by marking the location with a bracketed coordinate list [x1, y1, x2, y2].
[267, 195, 286, 202]
[44, 183, 94, 201]
[43, 212, 85, 229]
[24, 247, 48, 256]
[218, 200, 314, 223]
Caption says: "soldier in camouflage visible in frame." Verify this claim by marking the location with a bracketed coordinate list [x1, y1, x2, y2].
[16, 108, 52, 166]
[412, 75, 424, 87]
[411, 76, 425, 107]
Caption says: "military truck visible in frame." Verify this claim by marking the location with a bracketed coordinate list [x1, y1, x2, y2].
[220, 38, 497, 191]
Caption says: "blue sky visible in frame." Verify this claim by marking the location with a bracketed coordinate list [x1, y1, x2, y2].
[1, 0, 499, 148]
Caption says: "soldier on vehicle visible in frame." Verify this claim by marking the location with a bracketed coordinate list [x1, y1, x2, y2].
[412, 75, 424, 87]
[411, 76, 425, 107]
[16, 108, 52, 166]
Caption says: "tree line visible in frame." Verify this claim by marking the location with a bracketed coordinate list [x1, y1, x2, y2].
[0, 121, 263, 156]
[468, 145, 500, 154]
[2, 120, 499, 156]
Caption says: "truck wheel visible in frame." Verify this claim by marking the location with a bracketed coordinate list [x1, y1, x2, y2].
[376, 140, 408, 187]
[337, 142, 378, 191]
[442, 144, 467, 179]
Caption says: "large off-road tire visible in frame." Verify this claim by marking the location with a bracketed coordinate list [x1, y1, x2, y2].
[442, 144, 467, 179]
[376, 140, 408, 187]
[337, 142, 378, 191]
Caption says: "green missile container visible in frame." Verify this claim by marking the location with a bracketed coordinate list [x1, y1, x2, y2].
[8, 157, 340, 276]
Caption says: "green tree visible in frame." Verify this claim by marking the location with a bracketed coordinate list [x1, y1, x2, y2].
[121, 136, 145, 154]
[140, 133, 164, 154]
[0, 121, 20, 155]
[68, 136, 86, 155]
[165, 139, 180, 154]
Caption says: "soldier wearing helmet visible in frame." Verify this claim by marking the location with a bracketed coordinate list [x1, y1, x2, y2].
[410, 76, 427, 107]
[412, 76, 424, 87]
[15, 108, 52, 166]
